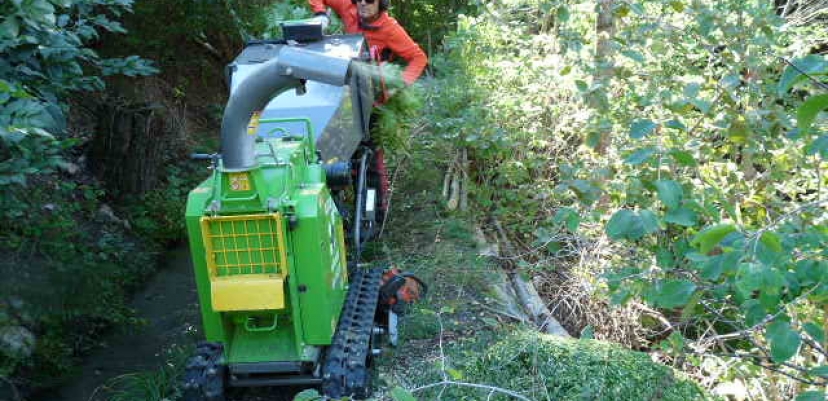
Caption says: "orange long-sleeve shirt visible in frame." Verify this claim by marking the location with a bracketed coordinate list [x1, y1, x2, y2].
[308, 0, 427, 85]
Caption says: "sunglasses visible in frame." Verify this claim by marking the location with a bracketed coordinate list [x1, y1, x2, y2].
[352, 0, 376, 4]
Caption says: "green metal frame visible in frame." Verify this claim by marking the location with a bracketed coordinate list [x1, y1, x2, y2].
[185, 117, 348, 364]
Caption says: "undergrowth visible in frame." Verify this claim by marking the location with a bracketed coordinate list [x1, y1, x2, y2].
[362, 139, 715, 400]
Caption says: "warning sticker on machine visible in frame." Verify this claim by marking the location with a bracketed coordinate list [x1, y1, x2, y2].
[247, 111, 262, 135]
[228, 172, 251, 191]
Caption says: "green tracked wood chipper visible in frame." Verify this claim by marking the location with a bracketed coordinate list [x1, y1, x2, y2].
[182, 23, 421, 400]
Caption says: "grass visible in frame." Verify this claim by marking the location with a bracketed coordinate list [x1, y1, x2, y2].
[92, 343, 191, 401]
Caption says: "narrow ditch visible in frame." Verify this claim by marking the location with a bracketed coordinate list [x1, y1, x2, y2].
[36, 245, 198, 401]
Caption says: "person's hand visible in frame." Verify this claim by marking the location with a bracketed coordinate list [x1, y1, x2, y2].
[311, 14, 330, 32]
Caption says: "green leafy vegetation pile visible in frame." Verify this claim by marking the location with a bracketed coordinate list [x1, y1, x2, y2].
[410, 0, 828, 399]
[469, 331, 707, 400]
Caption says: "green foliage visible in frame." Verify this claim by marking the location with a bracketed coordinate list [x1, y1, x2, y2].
[0, 0, 156, 195]
[388, 0, 472, 49]
[467, 331, 711, 400]
[125, 164, 204, 245]
[390, 386, 417, 401]
[293, 389, 324, 401]
[0, 178, 159, 387]
[778, 55, 828, 96]
[102, 344, 190, 401]
[375, 85, 424, 153]
[412, 0, 828, 395]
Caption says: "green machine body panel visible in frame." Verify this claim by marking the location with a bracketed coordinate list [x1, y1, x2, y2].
[185, 121, 349, 365]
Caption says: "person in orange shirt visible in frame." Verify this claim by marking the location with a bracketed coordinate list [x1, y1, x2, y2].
[309, 0, 428, 85]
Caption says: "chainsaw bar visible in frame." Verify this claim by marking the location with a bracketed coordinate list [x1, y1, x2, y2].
[322, 267, 383, 399]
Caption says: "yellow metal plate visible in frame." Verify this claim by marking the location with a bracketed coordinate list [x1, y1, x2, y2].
[211, 274, 285, 311]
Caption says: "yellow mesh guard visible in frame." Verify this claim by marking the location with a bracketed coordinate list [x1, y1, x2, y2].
[200, 214, 288, 311]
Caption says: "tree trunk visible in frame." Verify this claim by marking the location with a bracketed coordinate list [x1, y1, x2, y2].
[592, 0, 615, 154]
[89, 99, 182, 198]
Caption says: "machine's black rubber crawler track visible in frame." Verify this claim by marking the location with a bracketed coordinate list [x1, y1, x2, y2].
[322, 267, 383, 399]
[182, 342, 226, 401]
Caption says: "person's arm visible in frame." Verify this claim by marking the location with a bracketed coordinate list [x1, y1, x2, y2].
[385, 24, 428, 85]
[308, 0, 328, 14]
[308, 0, 351, 19]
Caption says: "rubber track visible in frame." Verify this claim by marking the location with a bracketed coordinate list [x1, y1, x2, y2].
[322, 267, 383, 399]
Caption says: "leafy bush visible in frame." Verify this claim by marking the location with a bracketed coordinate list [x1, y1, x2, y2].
[0, 0, 156, 197]
[413, 0, 828, 397]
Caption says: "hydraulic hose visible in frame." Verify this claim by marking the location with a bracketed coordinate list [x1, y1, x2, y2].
[220, 45, 352, 171]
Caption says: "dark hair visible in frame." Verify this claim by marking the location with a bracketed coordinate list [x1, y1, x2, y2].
[351, 0, 389, 12]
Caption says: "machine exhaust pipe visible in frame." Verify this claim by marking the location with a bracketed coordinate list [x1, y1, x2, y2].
[220, 45, 352, 171]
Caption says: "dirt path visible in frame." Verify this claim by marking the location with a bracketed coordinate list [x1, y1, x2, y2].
[36, 245, 199, 401]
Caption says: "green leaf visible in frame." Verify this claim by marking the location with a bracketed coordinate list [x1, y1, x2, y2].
[607, 209, 660, 240]
[778, 55, 828, 96]
[625, 147, 657, 165]
[654, 179, 683, 209]
[809, 366, 828, 378]
[390, 386, 418, 401]
[554, 207, 580, 231]
[669, 0, 684, 12]
[691, 224, 737, 254]
[727, 117, 752, 144]
[621, 50, 645, 63]
[741, 300, 766, 327]
[766, 320, 801, 363]
[797, 94, 828, 137]
[759, 232, 783, 253]
[580, 325, 595, 339]
[664, 119, 687, 131]
[0, 16, 19, 39]
[806, 135, 828, 159]
[607, 210, 635, 240]
[701, 250, 740, 280]
[653, 280, 696, 308]
[804, 322, 826, 344]
[665, 207, 698, 227]
[446, 368, 464, 380]
[630, 119, 658, 139]
[795, 391, 826, 401]
[669, 149, 697, 166]
[639, 209, 660, 234]
[292, 389, 322, 401]
[556, 6, 570, 22]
